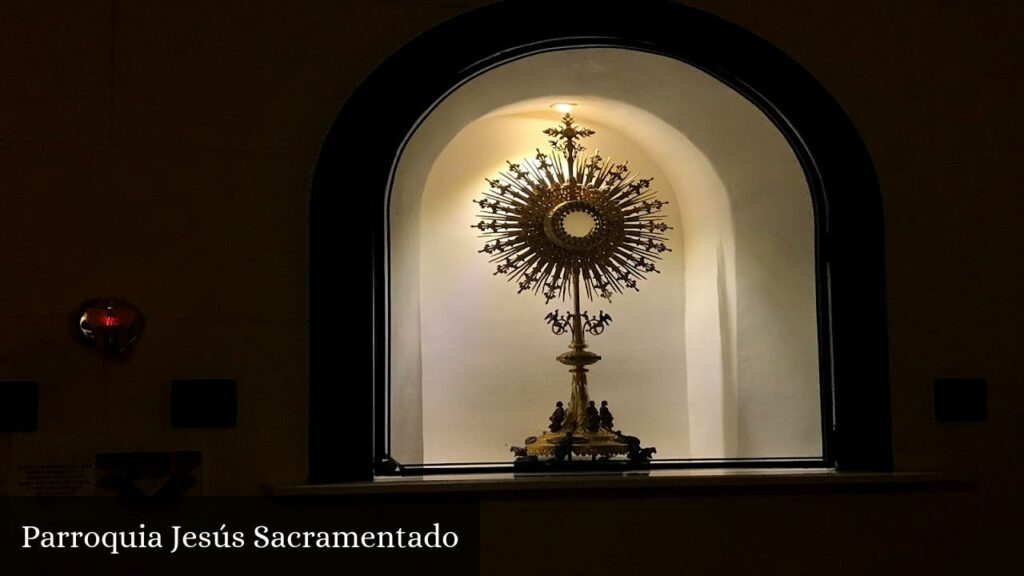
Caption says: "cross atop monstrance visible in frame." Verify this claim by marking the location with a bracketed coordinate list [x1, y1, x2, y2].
[472, 112, 671, 465]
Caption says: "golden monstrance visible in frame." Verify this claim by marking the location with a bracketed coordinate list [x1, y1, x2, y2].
[473, 113, 671, 469]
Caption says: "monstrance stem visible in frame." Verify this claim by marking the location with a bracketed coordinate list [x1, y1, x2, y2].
[565, 267, 591, 433]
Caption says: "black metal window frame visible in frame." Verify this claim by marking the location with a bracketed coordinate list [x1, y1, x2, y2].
[310, 0, 892, 483]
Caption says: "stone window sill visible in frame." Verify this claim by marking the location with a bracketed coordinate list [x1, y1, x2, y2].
[264, 469, 963, 497]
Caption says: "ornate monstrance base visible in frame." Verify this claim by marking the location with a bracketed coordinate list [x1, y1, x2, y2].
[526, 427, 629, 458]
[511, 423, 656, 473]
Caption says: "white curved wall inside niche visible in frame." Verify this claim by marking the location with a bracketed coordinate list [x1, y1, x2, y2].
[387, 48, 822, 466]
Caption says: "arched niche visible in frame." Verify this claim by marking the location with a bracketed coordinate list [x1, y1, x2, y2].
[389, 49, 820, 467]
[310, 0, 890, 482]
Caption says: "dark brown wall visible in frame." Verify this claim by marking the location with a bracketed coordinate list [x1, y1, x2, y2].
[1, 0, 1020, 572]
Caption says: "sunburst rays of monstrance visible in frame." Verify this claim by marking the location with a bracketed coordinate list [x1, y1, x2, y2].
[472, 113, 671, 466]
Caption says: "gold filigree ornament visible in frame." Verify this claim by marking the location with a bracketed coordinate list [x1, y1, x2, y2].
[472, 114, 671, 465]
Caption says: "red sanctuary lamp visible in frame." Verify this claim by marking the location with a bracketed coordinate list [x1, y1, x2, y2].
[75, 298, 145, 356]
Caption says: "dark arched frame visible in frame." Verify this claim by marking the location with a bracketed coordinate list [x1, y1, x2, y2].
[310, 0, 891, 482]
